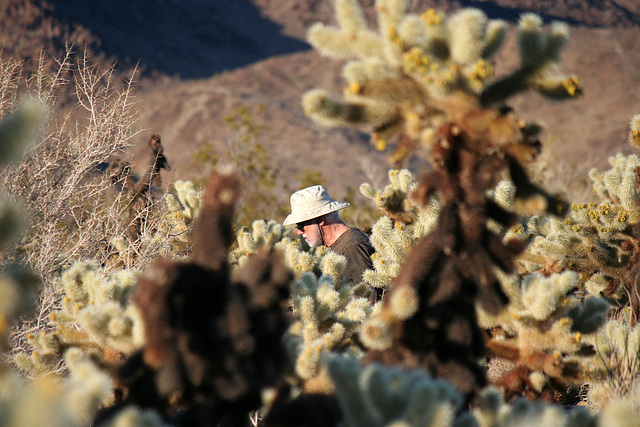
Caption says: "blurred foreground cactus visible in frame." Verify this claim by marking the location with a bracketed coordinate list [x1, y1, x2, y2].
[324, 356, 621, 427]
[109, 168, 294, 426]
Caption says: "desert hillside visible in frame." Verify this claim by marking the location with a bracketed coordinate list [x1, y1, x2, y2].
[3, 0, 640, 209]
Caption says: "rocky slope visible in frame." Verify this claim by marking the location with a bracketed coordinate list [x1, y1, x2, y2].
[2, 0, 640, 211]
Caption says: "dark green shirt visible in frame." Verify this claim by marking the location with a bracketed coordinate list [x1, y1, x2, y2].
[329, 228, 375, 284]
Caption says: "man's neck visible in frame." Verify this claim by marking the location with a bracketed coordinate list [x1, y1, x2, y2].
[322, 223, 352, 247]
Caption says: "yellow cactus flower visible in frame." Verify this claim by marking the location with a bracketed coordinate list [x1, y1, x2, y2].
[420, 8, 443, 25]
[562, 76, 582, 97]
[375, 138, 388, 151]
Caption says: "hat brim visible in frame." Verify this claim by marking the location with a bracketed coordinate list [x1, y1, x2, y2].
[283, 201, 349, 226]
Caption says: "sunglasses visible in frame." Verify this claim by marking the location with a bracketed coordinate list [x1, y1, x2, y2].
[296, 219, 317, 232]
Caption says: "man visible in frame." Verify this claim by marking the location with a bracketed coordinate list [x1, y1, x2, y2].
[283, 185, 380, 301]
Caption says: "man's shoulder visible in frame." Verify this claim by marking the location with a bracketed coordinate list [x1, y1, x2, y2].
[332, 227, 373, 252]
[345, 227, 371, 244]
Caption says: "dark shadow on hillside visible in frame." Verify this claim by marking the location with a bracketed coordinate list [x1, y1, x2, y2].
[45, 0, 310, 79]
[456, 0, 640, 27]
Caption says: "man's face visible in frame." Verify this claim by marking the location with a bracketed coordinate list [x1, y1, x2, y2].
[296, 219, 323, 247]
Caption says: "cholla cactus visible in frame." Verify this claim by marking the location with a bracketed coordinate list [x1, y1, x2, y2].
[515, 143, 640, 322]
[363, 214, 429, 295]
[478, 270, 609, 400]
[523, 201, 635, 276]
[15, 260, 144, 375]
[153, 179, 202, 256]
[326, 357, 607, 427]
[588, 154, 640, 223]
[627, 114, 640, 150]
[231, 219, 288, 266]
[274, 231, 351, 280]
[304, 2, 580, 402]
[585, 309, 640, 408]
[229, 218, 359, 284]
[1, 349, 116, 427]
[360, 168, 440, 295]
[0, 99, 45, 250]
[0, 98, 45, 164]
[107, 178, 203, 267]
[326, 355, 469, 427]
[304, 2, 580, 163]
[471, 387, 599, 427]
[287, 269, 373, 392]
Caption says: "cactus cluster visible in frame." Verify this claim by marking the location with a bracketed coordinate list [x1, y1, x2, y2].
[479, 270, 609, 401]
[287, 270, 372, 392]
[231, 219, 289, 267]
[14, 260, 144, 376]
[514, 151, 640, 322]
[360, 169, 419, 223]
[151, 179, 203, 258]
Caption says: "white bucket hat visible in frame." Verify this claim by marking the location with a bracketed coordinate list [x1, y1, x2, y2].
[283, 185, 349, 226]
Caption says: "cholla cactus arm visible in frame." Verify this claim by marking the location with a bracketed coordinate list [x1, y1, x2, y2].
[275, 237, 319, 275]
[171, 180, 201, 221]
[308, 0, 383, 60]
[0, 99, 46, 165]
[360, 169, 418, 223]
[447, 8, 490, 65]
[481, 15, 580, 106]
[363, 217, 410, 291]
[486, 180, 516, 235]
[0, 100, 45, 249]
[190, 168, 241, 270]
[629, 114, 640, 150]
